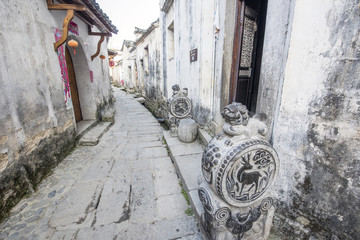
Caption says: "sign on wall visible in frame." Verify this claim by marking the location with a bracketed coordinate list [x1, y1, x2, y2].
[190, 49, 198, 62]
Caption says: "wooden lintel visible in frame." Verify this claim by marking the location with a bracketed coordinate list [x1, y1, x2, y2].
[46, 0, 86, 11]
[91, 36, 105, 61]
[88, 25, 112, 37]
[54, 9, 74, 51]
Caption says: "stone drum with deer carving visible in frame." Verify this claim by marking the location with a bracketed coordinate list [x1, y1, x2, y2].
[199, 102, 279, 240]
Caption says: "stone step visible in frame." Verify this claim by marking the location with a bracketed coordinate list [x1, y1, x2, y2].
[162, 130, 206, 239]
[79, 122, 112, 146]
[75, 120, 97, 140]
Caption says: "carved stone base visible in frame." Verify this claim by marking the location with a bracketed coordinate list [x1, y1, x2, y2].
[199, 183, 274, 240]
[169, 123, 178, 137]
[178, 119, 198, 143]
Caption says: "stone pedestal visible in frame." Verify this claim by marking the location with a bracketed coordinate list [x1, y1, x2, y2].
[199, 102, 279, 240]
[178, 119, 198, 143]
[199, 183, 274, 240]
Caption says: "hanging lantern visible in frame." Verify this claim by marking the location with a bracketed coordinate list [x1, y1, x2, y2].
[109, 59, 115, 67]
[67, 39, 78, 55]
[100, 55, 106, 60]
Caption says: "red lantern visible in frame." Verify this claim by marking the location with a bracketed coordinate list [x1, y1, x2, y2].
[67, 39, 78, 55]
[109, 59, 115, 67]
[100, 55, 106, 60]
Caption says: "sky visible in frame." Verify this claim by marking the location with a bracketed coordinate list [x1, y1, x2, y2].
[97, 0, 160, 50]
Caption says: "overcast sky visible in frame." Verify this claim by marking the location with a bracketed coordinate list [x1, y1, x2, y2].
[97, 0, 160, 50]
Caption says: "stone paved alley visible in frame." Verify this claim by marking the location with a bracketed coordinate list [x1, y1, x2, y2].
[0, 88, 202, 240]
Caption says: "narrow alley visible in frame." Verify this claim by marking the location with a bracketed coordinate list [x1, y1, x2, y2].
[0, 88, 201, 240]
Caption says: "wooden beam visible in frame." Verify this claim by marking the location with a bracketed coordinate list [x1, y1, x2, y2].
[91, 36, 105, 61]
[52, 0, 113, 35]
[88, 25, 112, 36]
[46, 0, 86, 11]
[54, 9, 74, 51]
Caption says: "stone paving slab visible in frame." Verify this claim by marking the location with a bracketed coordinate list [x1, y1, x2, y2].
[156, 193, 189, 220]
[95, 179, 131, 226]
[130, 170, 157, 223]
[49, 180, 103, 229]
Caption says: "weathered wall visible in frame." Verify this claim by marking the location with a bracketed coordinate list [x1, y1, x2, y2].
[135, 23, 162, 103]
[160, 0, 218, 126]
[121, 45, 137, 91]
[256, 0, 295, 138]
[111, 61, 123, 87]
[262, 0, 360, 238]
[0, 0, 113, 220]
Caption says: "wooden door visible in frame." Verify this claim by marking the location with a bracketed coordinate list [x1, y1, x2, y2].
[230, 0, 267, 114]
[65, 47, 82, 123]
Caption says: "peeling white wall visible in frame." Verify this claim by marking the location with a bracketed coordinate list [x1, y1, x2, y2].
[258, 0, 360, 238]
[0, 0, 113, 173]
[135, 23, 162, 100]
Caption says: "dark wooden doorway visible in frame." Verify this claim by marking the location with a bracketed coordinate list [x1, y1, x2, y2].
[229, 0, 268, 114]
[65, 47, 83, 123]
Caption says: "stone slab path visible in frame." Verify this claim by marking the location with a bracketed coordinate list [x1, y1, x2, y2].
[0, 88, 202, 240]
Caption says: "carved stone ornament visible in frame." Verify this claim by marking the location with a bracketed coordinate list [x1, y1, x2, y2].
[199, 102, 279, 240]
[168, 85, 192, 136]
[169, 84, 191, 119]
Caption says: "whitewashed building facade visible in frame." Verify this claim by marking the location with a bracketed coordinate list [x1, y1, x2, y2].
[0, 0, 117, 220]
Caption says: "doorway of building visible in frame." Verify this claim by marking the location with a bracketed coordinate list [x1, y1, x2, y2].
[65, 46, 83, 123]
[230, 0, 268, 114]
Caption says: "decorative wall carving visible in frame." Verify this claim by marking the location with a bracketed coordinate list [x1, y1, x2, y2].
[199, 102, 279, 240]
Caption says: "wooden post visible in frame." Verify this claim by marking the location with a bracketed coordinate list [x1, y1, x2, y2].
[91, 36, 105, 61]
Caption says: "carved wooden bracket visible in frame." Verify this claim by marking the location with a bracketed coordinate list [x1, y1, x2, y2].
[91, 36, 105, 61]
[46, 0, 86, 51]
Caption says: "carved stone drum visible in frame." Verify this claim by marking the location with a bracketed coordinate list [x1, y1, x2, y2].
[198, 102, 279, 240]
[202, 135, 279, 207]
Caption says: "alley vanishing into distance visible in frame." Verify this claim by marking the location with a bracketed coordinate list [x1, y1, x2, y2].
[0, 88, 201, 240]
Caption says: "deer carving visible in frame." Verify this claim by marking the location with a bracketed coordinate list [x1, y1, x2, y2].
[235, 153, 262, 196]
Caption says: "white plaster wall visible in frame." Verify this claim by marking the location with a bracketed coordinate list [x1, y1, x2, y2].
[136, 24, 162, 100]
[161, 0, 216, 125]
[0, 0, 113, 170]
[121, 46, 137, 90]
[265, 0, 360, 237]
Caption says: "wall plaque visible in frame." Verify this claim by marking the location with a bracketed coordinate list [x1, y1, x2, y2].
[190, 49, 198, 62]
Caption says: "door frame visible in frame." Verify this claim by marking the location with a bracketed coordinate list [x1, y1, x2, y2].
[229, 0, 268, 114]
[65, 46, 83, 123]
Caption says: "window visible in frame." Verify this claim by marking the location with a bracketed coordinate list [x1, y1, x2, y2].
[144, 46, 149, 74]
[167, 21, 175, 60]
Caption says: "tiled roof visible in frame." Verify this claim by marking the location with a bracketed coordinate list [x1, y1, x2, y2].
[60, 0, 118, 34]
[135, 19, 159, 44]
[85, 0, 118, 33]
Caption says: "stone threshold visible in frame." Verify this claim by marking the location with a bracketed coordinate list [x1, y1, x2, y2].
[78, 122, 113, 146]
[162, 130, 208, 239]
[75, 120, 98, 140]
